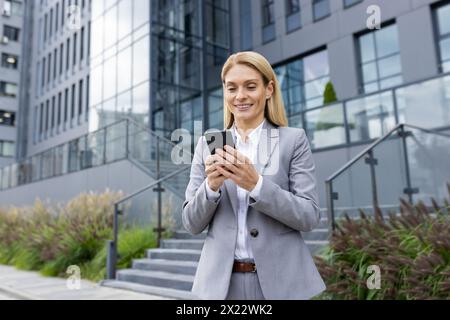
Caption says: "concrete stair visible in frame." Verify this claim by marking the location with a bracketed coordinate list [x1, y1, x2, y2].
[101, 219, 330, 299]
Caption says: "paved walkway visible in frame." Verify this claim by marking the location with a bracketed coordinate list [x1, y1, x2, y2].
[0, 265, 171, 300]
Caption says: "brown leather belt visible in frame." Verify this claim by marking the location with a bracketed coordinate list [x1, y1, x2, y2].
[233, 260, 257, 273]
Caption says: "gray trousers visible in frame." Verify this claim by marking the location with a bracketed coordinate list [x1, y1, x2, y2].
[225, 271, 265, 300]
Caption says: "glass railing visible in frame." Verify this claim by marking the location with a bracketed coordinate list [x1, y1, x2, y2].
[0, 118, 192, 201]
[300, 72, 450, 151]
[325, 124, 450, 229]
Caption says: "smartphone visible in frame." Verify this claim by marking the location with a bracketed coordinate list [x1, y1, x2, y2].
[204, 130, 235, 155]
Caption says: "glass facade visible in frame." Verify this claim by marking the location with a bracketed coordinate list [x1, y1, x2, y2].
[436, 3, 450, 73]
[150, 0, 230, 137]
[89, 0, 150, 133]
[358, 24, 403, 94]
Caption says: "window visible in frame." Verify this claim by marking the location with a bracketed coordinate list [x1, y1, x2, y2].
[78, 79, 83, 116]
[71, 84, 76, 119]
[275, 49, 330, 113]
[357, 24, 402, 93]
[262, 0, 275, 43]
[57, 92, 62, 126]
[62, 0, 65, 28]
[3, 25, 20, 42]
[435, 3, 450, 73]
[66, 38, 70, 70]
[54, 48, 58, 79]
[1, 53, 18, 69]
[39, 103, 44, 134]
[64, 88, 69, 122]
[60, 43, 64, 75]
[285, 0, 301, 33]
[80, 27, 85, 62]
[73, 32, 77, 66]
[313, 0, 330, 22]
[55, 3, 59, 33]
[41, 57, 46, 89]
[45, 100, 49, 132]
[44, 13, 48, 41]
[240, 0, 253, 50]
[0, 81, 18, 97]
[51, 96, 56, 129]
[344, 0, 363, 8]
[3, 0, 22, 17]
[47, 53, 52, 84]
[0, 141, 15, 157]
[49, 8, 53, 38]
[0, 110, 15, 127]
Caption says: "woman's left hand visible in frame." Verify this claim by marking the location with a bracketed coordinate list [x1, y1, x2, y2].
[215, 145, 260, 192]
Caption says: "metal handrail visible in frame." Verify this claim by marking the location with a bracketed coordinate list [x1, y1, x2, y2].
[106, 165, 190, 279]
[325, 123, 450, 230]
[106, 119, 194, 280]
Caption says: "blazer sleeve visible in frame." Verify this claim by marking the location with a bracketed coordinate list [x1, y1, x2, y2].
[249, 129, 321, 232]
[182, 136, 222, 235]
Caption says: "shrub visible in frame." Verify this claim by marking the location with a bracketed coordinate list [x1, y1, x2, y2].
[0, 191, 163, 282]
[315, 185, 450, 300]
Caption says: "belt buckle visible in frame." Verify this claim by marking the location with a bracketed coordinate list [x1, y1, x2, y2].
[250, 263, 256, 273]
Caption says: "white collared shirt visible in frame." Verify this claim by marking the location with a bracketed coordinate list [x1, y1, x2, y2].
[205, 119, 265, 260]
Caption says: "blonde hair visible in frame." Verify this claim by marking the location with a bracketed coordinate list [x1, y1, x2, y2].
[221, 51, 288, 129]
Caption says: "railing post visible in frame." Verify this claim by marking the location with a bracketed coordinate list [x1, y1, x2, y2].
[326, 181, 337, 232]
[125, 119, 129, 159]
[365, 149, 379, 213]
[106, 203, 120, 279]
[399, 125, 418, 205]
[103, 127, 107, 164]
[153, 137, 165, 248]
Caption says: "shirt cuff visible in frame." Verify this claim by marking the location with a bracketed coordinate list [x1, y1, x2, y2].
[249, 175, 263, 200]
[205, 181, 221, 202]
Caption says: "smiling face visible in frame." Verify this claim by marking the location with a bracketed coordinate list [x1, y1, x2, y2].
[223, 63, 274, 130]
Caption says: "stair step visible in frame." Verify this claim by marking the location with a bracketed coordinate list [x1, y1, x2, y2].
[301, 228, 330, 241]
[305, 240, 329, 255]
[147, 248, 202, 262]
[174, 230, 207, 240]
[101, 280, 196, 300]
[116, 269, 194, 291]
[161, 239, 204, 250]
[133, 259, 198, 275]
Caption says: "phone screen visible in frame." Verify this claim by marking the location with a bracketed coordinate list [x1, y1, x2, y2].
[205, 130, 235, 155]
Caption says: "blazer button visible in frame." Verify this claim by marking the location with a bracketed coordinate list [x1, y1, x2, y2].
[250, 228, 259, 238]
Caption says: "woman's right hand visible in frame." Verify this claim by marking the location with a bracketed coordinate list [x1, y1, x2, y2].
[205, 154, 227, 192]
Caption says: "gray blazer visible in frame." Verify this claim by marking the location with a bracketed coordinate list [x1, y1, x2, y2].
[182, 120, 326, 300]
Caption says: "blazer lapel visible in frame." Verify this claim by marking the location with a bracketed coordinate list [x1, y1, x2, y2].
[223, 120, 280, 217]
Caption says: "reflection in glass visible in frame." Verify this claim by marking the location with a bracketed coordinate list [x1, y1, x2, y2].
[91, 17, 104, 57]
[305, 103, 345, 149]
[103, 56, 116, 100]
[133, 37, 149, 86]
[396, 75, 450, 129]
[117, 47, 132, 93]
[347, 91, 396, 142]
[132, 81, 149, 126]
[104, 6, 117, 49]
[133, 0, 149, 30]
[118, 0, 132, 40]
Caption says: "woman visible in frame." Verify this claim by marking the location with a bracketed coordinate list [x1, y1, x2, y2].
[182, 51, 325, 300]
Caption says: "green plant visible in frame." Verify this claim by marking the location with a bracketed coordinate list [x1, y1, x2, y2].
[315, 184, 450, 300]
[0, 191, 164, 283]
[323, 81, 338, 105]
